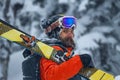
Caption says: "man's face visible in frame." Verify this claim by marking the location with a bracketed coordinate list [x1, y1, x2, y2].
[59, 28, 75, 48]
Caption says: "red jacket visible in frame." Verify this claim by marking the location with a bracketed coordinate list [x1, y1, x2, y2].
[40, 46, 83, 80]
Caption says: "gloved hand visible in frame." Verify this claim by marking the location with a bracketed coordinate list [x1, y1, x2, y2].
[79, 54, 94, 68]
[53, 50, 71, 63]
[20, 34, 36, 47]
[23, 49, 32, 58]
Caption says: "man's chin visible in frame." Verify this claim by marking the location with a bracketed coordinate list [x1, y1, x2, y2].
[60, 38, 75, 48]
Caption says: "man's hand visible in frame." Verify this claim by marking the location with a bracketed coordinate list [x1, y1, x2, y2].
[53, 50, 70, 63]
[20, 34, 36, 47]
[79, 54, 94, 68]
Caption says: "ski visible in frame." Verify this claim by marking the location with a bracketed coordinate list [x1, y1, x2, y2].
[0, 19, 57, 60]
[79, 68, 115, 80]
[0, 19, 115, 80]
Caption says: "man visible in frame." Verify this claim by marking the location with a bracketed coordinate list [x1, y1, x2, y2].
[22, 15, 94, 80]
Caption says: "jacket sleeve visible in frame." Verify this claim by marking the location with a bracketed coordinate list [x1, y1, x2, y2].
[40, 55, 83, 80]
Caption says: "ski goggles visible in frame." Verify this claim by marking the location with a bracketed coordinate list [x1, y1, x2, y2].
[45, 16, 76, 33]
[59, 16, 76, 28]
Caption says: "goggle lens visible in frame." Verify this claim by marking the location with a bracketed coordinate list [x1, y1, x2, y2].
[62, 17, 76, 28]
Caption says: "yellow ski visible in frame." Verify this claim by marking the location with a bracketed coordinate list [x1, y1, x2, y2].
[0, 19, 56, 60]
[79, 68, 115, 80]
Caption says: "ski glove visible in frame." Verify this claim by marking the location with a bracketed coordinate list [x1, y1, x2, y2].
[53, 50, 70, 63]
[20, 34, 36, 47]
[79, 54, 92, 68]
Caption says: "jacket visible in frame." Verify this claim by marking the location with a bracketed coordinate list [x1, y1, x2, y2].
[22, 39, 92, 80]
[40, 40, 84, 80]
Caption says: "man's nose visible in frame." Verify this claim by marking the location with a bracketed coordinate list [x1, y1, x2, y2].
[67, 31, 74, 38]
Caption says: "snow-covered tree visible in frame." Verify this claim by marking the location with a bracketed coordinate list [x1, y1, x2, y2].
[0, 0, 120, 80]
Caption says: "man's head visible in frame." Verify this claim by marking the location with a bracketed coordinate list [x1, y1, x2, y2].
[41, 15, 76, 48]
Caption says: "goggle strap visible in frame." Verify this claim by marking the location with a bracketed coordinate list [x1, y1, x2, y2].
[45, 21, 59, 33]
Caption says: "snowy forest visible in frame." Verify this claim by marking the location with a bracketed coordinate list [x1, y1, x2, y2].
[0, 0, 120, 80]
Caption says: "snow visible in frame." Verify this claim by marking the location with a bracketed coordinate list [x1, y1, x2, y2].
[91, 26, 114, 34]
[76, 32, 106, 50]
[59, 0, 68, 3]
[31, 21, 39, 36]
[116, 45, 120, 52]
[77, 15, 92, 26]
[22, 0, 41, 13]
[59, 0, 75, 3]
[0, 65, 3, 78]
[115, 75, 120, 80]
[10, 0, 24, 6]
[8, 50, 24, 80]
[78, 0, 89, 11]
[107, 37, 117, 45]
